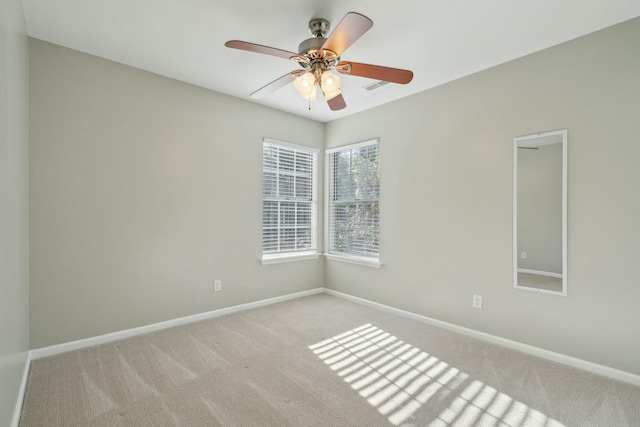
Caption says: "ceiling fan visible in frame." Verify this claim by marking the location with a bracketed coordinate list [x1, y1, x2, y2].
[225, 12, 414, 111]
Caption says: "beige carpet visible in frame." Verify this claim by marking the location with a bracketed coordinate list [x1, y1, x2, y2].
[20, 294, 640, 426]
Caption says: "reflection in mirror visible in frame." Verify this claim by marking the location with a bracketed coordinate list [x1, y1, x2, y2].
[513, 129, 567, 295]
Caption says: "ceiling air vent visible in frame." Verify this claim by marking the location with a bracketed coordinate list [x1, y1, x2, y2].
[364, 80, 390, 91]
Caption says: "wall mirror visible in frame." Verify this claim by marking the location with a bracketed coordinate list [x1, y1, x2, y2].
[513, 129, 567, 296]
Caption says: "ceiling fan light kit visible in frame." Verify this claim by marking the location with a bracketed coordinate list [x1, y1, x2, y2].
[225, 12, 414, 111]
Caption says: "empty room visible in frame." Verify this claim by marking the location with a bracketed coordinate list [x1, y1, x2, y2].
[2, 0, 640, 426]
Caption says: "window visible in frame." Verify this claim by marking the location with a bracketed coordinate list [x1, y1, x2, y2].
[262, 138, 318, 262]
[327, 139, 380, 264]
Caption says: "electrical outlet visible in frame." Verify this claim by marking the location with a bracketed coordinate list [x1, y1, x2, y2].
[473, 294, 483, 309]
[214, 279, 221, 292]
[521, 252, 527, 259]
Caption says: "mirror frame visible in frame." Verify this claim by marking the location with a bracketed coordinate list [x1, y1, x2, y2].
[513, 129, 567, 296]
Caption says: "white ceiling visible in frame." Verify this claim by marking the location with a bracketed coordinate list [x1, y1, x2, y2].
[21, 0, 640, 123]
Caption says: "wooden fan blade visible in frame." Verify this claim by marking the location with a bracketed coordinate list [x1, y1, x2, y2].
[322, 12, 373, 57]
[225, 40, 299, 61]
[337, 61, 414, 84]
[326, 93, 346, 111]
[250, 72, 296, 99]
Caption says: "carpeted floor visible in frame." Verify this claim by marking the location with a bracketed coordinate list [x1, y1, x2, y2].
[19, 293, 640, 426]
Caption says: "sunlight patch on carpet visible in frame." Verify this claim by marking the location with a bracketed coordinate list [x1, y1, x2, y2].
[309, 324, 565, 426]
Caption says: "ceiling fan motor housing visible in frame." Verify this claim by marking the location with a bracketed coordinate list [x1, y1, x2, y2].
[297, 36, 340, 71]
[296, 18, 341, 71]
[298, 37, 326, 56]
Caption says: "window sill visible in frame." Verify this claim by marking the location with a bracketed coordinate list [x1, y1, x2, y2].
[324, 253, 382, 268]
[260, 252, 320, 265]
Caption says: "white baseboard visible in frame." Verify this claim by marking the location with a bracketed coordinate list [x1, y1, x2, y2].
[31, 288, 323, 360]
[28, 286, 640, 388]
[324, 288, 640, 388]
[11, 350, 31, 427]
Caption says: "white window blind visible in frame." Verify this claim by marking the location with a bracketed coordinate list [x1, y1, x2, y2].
[327, 140, 380, 258]
[262, 139, 318, 256]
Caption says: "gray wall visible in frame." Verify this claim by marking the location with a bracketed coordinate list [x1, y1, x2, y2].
[325, 18, 640, 375]
[29, 39, 325, 348]
[518, 143, 563, 274]
[28, 18, 640, 377]
[0, 0, 30, 423]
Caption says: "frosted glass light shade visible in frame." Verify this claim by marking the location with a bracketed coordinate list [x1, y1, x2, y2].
[320, 71, 341, 100]
[294, 72, 317, 100]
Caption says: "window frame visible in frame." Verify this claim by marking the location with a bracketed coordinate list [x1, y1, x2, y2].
[261, 138, 319, 265]
[324, 139, 382, 268]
